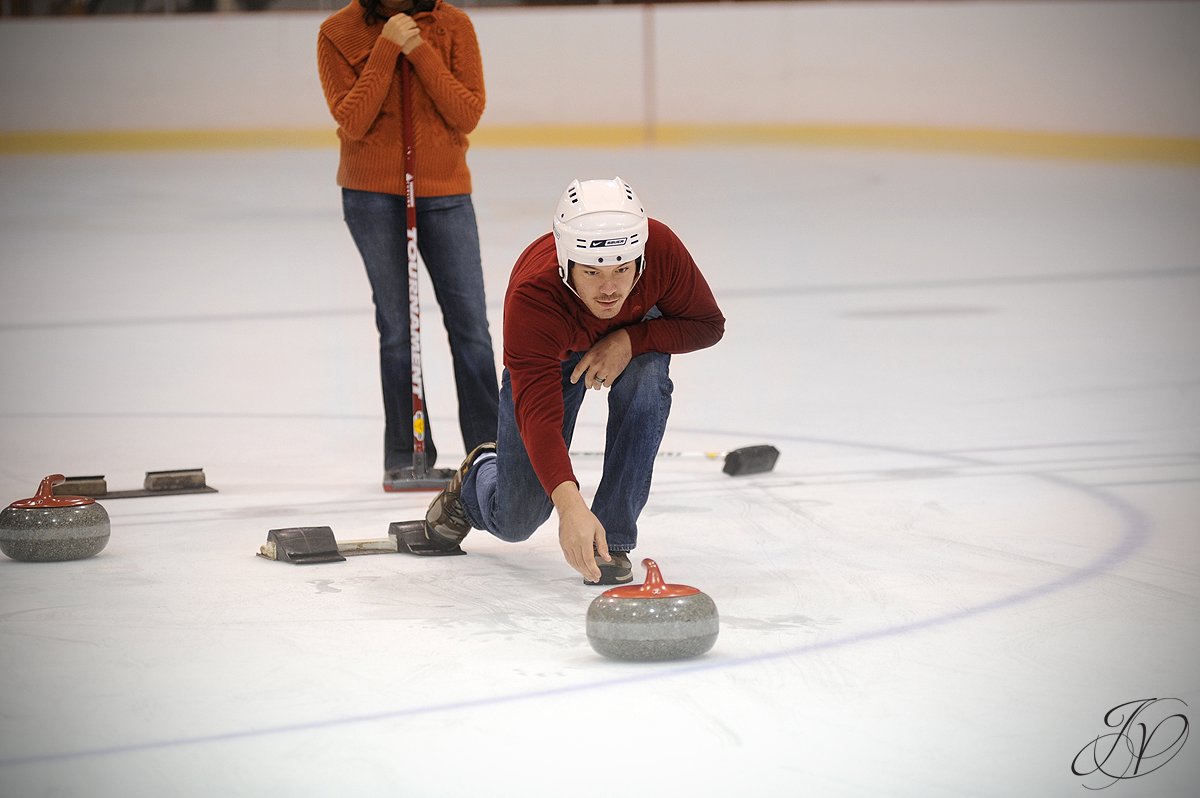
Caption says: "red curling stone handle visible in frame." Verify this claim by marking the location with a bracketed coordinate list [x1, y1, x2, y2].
[602, 558, 701, 599]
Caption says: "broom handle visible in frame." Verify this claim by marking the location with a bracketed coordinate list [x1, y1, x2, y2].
[401, 58, 429, 478]
[571, 451, 726, 460]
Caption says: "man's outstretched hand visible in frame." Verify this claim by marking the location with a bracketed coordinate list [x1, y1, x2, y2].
[552, 481, 608, 582]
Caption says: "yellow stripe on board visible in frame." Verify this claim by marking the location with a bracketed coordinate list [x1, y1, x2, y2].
[648, 124, 1200, 166]
[2, 124, 1198, 165]
[0, 128, 338, 154]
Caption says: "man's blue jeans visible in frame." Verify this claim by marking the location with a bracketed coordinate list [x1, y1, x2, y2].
[461, 349, 673, 553]
[343, 189, 499, 471]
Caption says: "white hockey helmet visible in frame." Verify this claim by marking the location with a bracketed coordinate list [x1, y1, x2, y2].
[552, 177, 648, 284]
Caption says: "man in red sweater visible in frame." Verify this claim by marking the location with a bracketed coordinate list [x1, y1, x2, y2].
[421, 177, 725, 584]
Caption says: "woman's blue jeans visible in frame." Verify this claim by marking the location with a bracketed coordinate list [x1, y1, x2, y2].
[343, 189, 499, 471]
[461, 349, 673, 553]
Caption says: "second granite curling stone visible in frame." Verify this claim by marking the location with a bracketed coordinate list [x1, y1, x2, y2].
[0, 474, 111, 562]
[586, 558, 719, 661]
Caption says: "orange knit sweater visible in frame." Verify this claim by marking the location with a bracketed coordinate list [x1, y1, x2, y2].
[317, 1, 485, 197]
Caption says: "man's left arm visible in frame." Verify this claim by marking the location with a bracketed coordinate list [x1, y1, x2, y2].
[625, 223, 725, 357]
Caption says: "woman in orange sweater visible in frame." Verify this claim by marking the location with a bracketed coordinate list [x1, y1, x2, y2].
[318, 0, 499, 488]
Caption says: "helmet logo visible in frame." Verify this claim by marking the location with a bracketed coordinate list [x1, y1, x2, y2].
[589, 237, 628, 248]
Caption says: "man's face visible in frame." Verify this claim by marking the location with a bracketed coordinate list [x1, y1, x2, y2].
[570, 261, 638, 319]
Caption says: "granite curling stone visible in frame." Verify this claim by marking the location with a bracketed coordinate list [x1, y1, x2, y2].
[586, 558, 719, 661]
[0, 474, 111, 562]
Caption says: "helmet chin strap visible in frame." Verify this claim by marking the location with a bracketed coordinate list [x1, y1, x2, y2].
[559, 261, 582, 299]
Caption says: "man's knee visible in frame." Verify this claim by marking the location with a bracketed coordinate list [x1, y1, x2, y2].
[612, 353, 673, 410]
[490, 513, 543, 543]
[619, 351, 671, 386]
[489, 495, 552, 542]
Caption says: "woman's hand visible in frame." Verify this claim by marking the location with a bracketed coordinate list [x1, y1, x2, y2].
[382, 13, 424, 55]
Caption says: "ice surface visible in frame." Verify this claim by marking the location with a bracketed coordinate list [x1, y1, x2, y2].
[1, 144, 1197, 796]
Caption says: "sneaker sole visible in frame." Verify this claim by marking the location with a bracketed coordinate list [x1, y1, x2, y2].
[584, 563, 634, 586]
